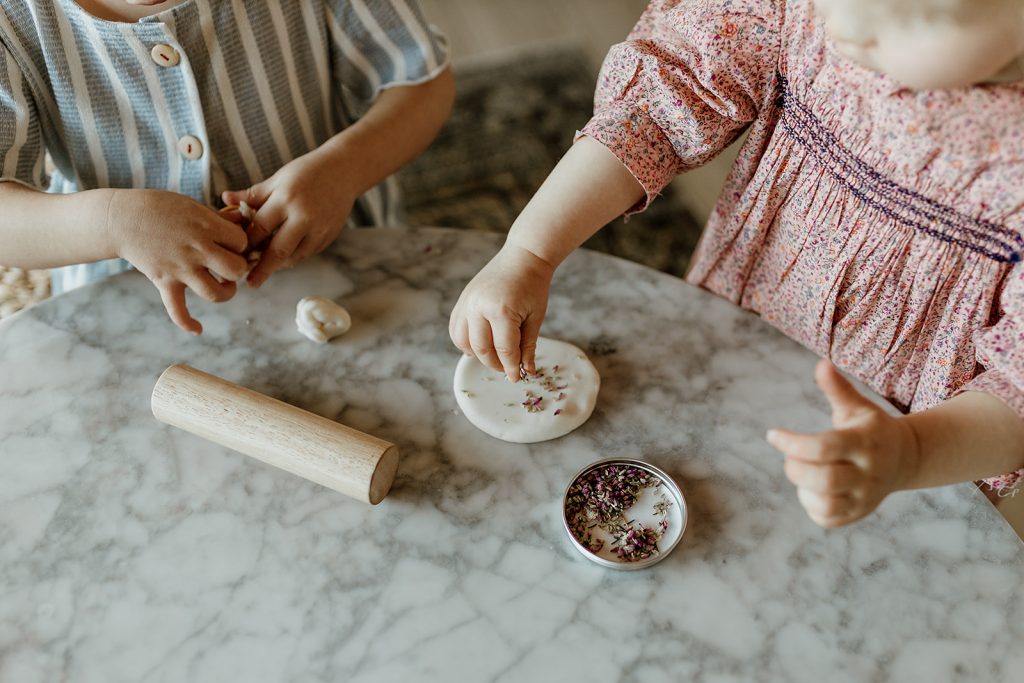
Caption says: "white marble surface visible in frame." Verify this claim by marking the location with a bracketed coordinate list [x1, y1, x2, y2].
[1, 227, 1022, 682]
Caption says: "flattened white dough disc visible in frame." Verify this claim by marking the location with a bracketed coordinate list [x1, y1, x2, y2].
[454, 337, 600, 443]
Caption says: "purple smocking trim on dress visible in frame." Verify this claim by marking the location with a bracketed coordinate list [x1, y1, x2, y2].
[778, 77, 1024, 264]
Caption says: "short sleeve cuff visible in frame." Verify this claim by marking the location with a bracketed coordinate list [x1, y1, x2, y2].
[959, 369, 1024, 494]
[377, 27, 450, 94]
[577, 100, 681, 216]
[0, 175, 48, 192]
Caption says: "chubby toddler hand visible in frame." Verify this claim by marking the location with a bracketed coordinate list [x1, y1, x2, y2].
[109, 189, 248, 335]
[766, 360, 921, 528]
[222, 147, 356, 289]
[449, 243, 555, 381]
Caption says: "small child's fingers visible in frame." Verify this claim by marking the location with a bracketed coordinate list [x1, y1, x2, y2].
[245, 222, 275, 254]
[766, 428, 848, 463]
[188, 269, 237, 303]
[247, 198, 287, 252]
[468, 315, 505, 375]
[157, 281, 201, 335]
[449, 313, 473, 357]
[806, 510, 860, 529]
[520, 314, 543, 375]
[784, 458, 861, 495]
[222, 183, 269, 212]
[814, 360, 875, 426]
[796, 488, 856, 522]
[205, 247, 249, 283]
[211, 216, 248, 254]
[247, 221, 301, 288]
[488, 317, 523, 381]
[282, 236, 314, 270]
[221, 190, 241, 207]
[217, 205, 244, 225]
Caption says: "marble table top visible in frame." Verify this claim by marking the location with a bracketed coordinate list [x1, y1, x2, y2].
[1, 227, 1022, 682]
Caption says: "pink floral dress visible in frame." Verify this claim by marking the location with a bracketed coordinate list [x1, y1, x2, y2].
[580, 0, 1024, 492]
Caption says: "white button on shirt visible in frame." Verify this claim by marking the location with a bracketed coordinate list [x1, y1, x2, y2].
[178, 135, 203, 160]
[0, 0, 450, 295]
[150, 44, 180, 68]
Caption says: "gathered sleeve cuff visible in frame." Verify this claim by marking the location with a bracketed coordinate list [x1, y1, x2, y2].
[577, 0, 783, 215]
[576, 100, 682, 215]
[960, 263, 1024, 494]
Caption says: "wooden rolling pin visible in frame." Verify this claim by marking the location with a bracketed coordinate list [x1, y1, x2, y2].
[151, 364, 398, 504]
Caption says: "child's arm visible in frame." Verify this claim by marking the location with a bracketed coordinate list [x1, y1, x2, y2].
[767, 361, 1024, 527]
[0, 36, 249, 334]
[222, 67, 456, 290]
[450, 1, 784, 378]
[448, 137, 643, 380]
[0, 183, 118, 268]
[0, 182, 249, 334]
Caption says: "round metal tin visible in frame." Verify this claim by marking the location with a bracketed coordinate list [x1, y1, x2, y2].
[562, 457, 687, 570]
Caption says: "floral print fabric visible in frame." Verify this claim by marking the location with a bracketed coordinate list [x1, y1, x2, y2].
[580, 0, 1024, 492]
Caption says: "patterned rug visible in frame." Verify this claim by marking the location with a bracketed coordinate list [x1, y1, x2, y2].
[0, 47, 702, 320]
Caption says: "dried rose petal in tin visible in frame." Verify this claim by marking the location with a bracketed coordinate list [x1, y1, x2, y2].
[562, 458, 686, 570]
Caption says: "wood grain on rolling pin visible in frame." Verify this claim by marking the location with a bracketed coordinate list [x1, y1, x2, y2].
[151, 364, 398, 504]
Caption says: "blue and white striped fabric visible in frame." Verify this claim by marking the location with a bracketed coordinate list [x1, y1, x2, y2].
[0, 0, 448, 293]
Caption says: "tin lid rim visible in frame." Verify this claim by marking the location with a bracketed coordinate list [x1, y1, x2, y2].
[561, 457, 687, 570]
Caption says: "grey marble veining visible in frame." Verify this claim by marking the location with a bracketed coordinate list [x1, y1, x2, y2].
[1, 227, 1021, 683]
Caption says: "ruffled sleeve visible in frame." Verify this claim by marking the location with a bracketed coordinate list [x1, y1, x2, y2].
[0, 41, 47, 190]
[962, 263, 1024, 493]
[578, 0, 783, 214]
[324, 0, 449, 103]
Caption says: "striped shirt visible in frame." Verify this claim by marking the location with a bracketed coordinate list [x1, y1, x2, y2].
[0, 0, 449, 293]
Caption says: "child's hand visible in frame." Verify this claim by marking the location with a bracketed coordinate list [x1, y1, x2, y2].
[766, 360, 921, 528]
[109, 189, 249, 335]
[449, 244, 555, 381]
[222, 148, 356, 289]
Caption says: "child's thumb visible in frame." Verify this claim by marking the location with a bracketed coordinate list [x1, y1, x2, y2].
[221, 182, 269, 212]
[222, 182, 273, 249]
[815, 359, 872, 424]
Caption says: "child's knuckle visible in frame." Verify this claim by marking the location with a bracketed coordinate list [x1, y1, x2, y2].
[496, 304, 521, 321]
[823, 467, 846, 492]
[809, 439, 829, 460]
[493, 344, 518, 357]
[822, 496, 844, 517]
[212, 284, 235, 302]
[228, 261, 248, 280]
[470, 300, 497, 318]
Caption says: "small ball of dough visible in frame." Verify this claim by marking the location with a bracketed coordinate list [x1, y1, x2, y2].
[295, 296, 351, 343]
